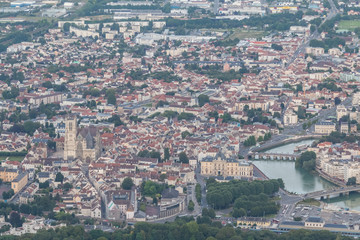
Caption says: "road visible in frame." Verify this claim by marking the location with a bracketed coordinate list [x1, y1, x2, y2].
[195, 165, 208, 209]
[285, 0, 339, 68]
[276, 189, 303, 222]
[248, 97, 352, 154]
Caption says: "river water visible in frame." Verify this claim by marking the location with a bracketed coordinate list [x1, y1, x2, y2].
[253, 140, 360, 211]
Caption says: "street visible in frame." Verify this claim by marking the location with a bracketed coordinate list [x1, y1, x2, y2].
[285, 0, 339, 68]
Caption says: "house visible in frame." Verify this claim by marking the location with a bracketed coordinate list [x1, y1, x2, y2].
[314, 122, 336, 135]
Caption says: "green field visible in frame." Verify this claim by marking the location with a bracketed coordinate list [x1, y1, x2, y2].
[338, 20, 360, 30]
[0, 156, 25, 162]
[227, 30, 265, 40]
[202, 29, 265, 40]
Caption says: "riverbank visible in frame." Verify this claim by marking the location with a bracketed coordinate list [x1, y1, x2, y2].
[252, 164, 269, 180]
[254, 135, 321, 153]
[315, 168, 346, 187]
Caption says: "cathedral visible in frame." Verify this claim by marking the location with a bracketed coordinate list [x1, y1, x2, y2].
[64, 115, 101, 163]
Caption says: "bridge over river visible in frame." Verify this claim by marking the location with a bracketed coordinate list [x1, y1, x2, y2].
[302, 186, 360, 200]
[250, 152, 300, 161]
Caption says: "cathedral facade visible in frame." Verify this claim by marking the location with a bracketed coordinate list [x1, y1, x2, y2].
[64, 115, 101, 163]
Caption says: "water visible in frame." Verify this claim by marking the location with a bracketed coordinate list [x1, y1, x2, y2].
[265, 140, 315, 154]
[324, 192, 360, 211]
[254, 160, 334, 194]
[253, 140, 360, 210]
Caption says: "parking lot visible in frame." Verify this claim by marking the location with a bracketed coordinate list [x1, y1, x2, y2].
[290, 204, 360, 225]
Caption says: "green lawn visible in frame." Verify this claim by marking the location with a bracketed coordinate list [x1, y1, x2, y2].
[202, 29, 265, 40]
[338, 20, 360, 30]
[296, 198, 321, 207]
[0, 156, 25, 162]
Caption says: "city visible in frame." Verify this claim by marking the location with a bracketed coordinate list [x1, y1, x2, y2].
[0, 0, 359, 238]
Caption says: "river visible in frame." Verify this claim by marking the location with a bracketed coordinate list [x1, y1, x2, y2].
[253, 140, 360, 211]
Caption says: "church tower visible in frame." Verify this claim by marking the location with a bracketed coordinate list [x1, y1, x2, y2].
[64, 115, 77, 160]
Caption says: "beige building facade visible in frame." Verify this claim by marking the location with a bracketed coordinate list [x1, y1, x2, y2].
[314, 122, 336, 134]
[12, 172, 28, 193]
[64, 115, 101, 163]
[201, 153, 253, 178]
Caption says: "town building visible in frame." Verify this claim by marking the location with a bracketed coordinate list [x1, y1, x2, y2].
[283, 111, 298, 126]
[0, 167, 19, 182]
[200, 152, 253, 178]
[336, 104, 348, 121]
[237, 217, 271, 228]
[12, 172, 28, 193]
[64, 115, 101, 163]
[314, 122, 336, 135]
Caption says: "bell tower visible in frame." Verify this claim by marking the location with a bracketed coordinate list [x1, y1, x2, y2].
[64, 115, 77, 160]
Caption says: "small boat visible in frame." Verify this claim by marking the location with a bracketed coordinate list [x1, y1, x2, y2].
[294, 144, 308, 152]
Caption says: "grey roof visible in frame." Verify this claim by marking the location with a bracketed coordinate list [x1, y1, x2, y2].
[280, 221, 305, 226]
[38, 172, 50, 178]
[134, 210, 146, 218]
[162, 188, 179, 199]
[13, 172, 27, 182]
[316, 121, 335, 126]
[306, 216, 323, 223]
[324, 223, 348, 229]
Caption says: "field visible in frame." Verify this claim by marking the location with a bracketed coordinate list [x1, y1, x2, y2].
[227, 30, 265, 40]
[0, 156, 25, 162]
[338, 20, 360, 30]
[203, 29, 265, 40]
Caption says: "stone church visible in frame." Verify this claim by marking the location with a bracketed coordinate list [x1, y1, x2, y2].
[64, 115, 101, 163]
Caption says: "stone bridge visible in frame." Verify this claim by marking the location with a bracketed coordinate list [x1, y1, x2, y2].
[249, 152, 300, 161]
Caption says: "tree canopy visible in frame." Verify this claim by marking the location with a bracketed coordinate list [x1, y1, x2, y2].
[296, 151, 316, 172]
[122, 177, 134, 190]
[3, 217, 352, 240]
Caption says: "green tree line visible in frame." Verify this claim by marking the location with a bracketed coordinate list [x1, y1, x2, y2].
[1, 219, 355, 240]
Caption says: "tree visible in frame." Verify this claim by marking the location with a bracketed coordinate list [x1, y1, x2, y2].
[122, 177, 134, 190]
[244, 136, 256, 147]
[20, 204, 31, 214]
[9, 212, 23, 227]
[164, 148, 170, 161]
[47, 140, 56, 151]
[63, 182, 73, 192]
[208, 111, 219, 121]
[264, 132, 272, 141]
[296, 151, 316, 171]
[188, 200, 195, 211]
[181, 131, 192, 139]
[334, 97, 341, 105]
[232, 208, 246, 218]
[198, 94, 210, 107]
[179, 152, 189, 163]
[215, 227, 236, 240]
[221, 113, 232, 123]
[296, 84, 303, 92]
[195, 184, 202, 204]
[347, 177, 356, 186]
[297, 107, 306, 119]
[159, 174, 167, 182]
[271, 43, 283, 51]
[63, 22, 71, 32]
[106, 89, 116, 105]
[202, 208, 215, 218]
[55, 172, 64, 183]
[2, 189, 14, 200]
